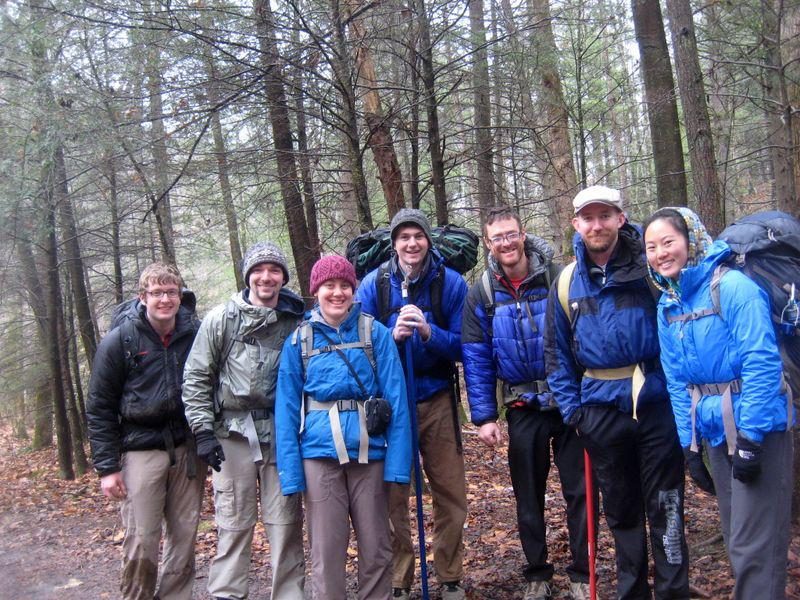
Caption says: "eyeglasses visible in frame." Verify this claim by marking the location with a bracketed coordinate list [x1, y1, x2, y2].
[147, 290, 180, 299]
[487, 231, 522, 246]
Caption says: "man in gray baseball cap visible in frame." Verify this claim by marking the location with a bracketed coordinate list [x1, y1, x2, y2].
[183, 241, 306, 600]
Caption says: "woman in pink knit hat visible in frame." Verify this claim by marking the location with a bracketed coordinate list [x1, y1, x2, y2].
[276, 255, 412, 599]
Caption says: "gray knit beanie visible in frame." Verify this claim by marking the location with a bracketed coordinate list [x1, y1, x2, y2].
[389, 208, 434, 245]
[242, 241, 290, 284]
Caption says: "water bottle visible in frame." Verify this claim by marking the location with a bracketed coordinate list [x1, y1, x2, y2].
[781, 284, 799, 336]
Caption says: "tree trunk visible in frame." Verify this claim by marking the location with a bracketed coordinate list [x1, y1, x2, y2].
[330, 0, 374, 232]
[414, 0, 448, 223]
[631, 0, 688, 207]
[206, 58, 245, 290]
[345, 0, 407, 218]
[143, 9, 177, 265]
[782, 3, 800, 213]
[762, 0, 797, 214]
[254, 0, 318, 295]
[530, 0, 578, 255]
[290, 25, 321, 253]
[103, 152, 125, 304]
[664, 0, 724, 234]
[469, 0, 496, 214]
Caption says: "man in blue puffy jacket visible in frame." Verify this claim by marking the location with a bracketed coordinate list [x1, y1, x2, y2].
[544, 186, 690, 600]
[462, 207, 592, 600]
[356, 208, 469, 600]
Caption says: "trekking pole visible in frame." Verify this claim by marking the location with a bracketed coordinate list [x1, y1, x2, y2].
[402, 274, 430, 600]
[584, 449, 597, 600]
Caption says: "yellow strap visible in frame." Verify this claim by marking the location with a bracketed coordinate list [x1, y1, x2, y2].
[557, 261, 577, 317]
[585, 364, 645, 421]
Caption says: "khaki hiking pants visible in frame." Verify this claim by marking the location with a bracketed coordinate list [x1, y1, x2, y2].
[390, 388, 467, 588]
[208, 433, 305, 600]
[119, 445, 204, 600]
[304, 458, 392, 599]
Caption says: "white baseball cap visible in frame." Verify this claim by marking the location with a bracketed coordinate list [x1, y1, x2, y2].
[572, 185, 623, 214]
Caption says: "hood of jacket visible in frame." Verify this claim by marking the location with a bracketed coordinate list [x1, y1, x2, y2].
[239, 286, 305, 321]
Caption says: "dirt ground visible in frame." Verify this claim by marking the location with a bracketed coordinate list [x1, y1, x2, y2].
[0, 424, 798, 599]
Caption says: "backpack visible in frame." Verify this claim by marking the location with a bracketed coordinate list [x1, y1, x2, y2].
[716, 210, 800, 400]
[109, 289, 198, 374]
[479, 234, 557, 337]
[346, 223, 480, 279]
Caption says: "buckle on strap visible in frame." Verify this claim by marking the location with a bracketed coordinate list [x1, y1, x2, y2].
[306, 398, 361, 412]
[693, 380, 742, 396]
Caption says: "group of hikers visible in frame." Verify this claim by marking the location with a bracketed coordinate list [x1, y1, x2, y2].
[87, 185, 795, 600]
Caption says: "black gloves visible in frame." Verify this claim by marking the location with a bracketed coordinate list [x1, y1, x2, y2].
[732, 433, 762, 483]
[682, 446, 715, 495]
[195, 430, 225, 472]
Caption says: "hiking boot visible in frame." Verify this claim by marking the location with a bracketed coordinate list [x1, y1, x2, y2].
[524, 580, 552, 600]
[569, 581, 590, 600]
[441, 581, 466, 600]
[392, 588, 410, 600]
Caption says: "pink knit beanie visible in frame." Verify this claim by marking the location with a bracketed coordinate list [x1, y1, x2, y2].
[309, 255, 357, 294]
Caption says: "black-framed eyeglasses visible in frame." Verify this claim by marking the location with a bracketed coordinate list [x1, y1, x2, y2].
[488, 232, 522, 246]
[147, 290, 180, 299]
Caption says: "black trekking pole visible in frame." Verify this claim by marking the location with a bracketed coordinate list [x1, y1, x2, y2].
[402, 273, 430, 600]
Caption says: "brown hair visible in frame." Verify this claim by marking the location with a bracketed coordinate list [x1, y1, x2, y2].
[138, 262, 184, 295]
[483, 206, 523, 237]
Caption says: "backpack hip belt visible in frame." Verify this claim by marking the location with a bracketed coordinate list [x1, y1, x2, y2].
[584, 364, 647, 421]
[305, 396, 369, 465]
[502, 380, 555, 409]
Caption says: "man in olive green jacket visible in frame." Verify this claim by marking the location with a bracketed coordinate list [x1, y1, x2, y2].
[182, 242, 305, 600]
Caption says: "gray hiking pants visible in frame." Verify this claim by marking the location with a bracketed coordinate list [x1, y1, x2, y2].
[208, 434, 305, 600]
[708, 430, 794, 600]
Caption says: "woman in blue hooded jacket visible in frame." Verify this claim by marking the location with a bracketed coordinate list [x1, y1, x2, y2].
[644, 207, 794, 600]
[276, 255, 412, 600]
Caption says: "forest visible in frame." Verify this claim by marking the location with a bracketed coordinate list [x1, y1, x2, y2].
[1, 0, 799, 487]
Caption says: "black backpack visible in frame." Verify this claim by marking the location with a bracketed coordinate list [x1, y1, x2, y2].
[109, 289, 198, 373]
[717, 210, 800, 399]
[346, 224, 480, 279]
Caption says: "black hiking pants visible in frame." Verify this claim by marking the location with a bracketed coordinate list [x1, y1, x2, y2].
[507, 407, 595, 583]
[577, 402, 690, 600]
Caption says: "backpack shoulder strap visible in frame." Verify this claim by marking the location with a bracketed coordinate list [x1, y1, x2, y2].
[428, 265, 447, 328]
[376, 263, 395, 323]
[218, 299, 242, 368]
[557, 261, 577, 318]
[667, 265, 727, 325]
[357, 313, 377, 373]
[119, 319, 140, 375]
[480, 270, 496, 337]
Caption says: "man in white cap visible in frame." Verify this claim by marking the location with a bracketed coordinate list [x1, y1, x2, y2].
[183, 241, 306, 600]
[544, 186, 690, 600]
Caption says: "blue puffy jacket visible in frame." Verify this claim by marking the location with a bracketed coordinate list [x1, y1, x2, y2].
[544, 225, 669, 424]
[275, 303, 412, 495]
[355, 253, 467, 403]
[657, 240, 792, 447]
[462, 238, 558, 425]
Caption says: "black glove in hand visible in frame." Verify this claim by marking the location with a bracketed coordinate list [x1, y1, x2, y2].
[195, 430, 225, 472]
[732, 433, 762, 483]
[682, 446, 716, 495]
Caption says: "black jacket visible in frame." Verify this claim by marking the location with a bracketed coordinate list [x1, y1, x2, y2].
[87, 302, 199, 476]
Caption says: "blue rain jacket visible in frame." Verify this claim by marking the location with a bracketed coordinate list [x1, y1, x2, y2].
[275, 303, 412, 494]
[657, 240, 792, 447]
[355, 253, 467, 403]
[545, 225, 669, 424]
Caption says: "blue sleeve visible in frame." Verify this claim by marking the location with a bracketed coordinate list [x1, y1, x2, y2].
[461, 282, 499, 425]
[657, 306, 693, 447]
[423, 268, 467, 362]
[275, 332, 306, 495]
[374, 322, 412, 483]
[544, 274, 581, 423]
[721, 273, 788, 442]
